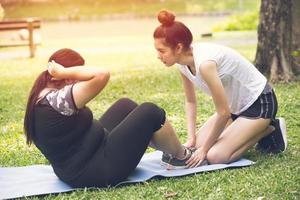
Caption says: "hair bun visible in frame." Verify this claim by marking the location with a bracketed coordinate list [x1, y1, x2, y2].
[157, 10, 175, 26]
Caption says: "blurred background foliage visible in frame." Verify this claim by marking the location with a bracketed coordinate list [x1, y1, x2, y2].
[0, 0, 260, 31]
[0, 3, 4, 20]
[213, 11, 258, 31]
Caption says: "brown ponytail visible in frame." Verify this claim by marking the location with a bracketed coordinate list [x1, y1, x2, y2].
[24, 71, 51, 145]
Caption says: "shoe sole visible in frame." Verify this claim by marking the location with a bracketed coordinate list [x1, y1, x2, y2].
[278, 117, 288, 151]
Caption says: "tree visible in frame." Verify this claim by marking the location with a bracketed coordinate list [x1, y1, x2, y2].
[255, 0, 300, 82]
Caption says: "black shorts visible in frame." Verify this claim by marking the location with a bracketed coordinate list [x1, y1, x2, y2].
[231, 85, 278, 121]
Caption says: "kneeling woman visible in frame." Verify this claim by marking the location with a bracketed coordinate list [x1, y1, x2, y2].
[24, 48, 190, 187]
[153, 10, 287, 167]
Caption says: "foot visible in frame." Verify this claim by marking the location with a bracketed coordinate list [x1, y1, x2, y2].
[256, 117, 287, 154]
[161, 147, 208, 170]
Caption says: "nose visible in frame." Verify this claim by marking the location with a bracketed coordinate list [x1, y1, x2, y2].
[157, 53, 162, 60]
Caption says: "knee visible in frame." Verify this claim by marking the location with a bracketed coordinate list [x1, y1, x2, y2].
[139, 102, 166, 130]
[139, 102, 165, 120]
[206, 147, 230, 164]
[116, 98, 138, 109]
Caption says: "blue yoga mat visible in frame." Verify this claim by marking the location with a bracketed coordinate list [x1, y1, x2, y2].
[0, 151, 254, 199]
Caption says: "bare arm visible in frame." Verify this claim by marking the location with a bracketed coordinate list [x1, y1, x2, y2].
[48, 61, 110, 109]
[198, 61, 231, 153]
[186, 60, 231, 167]
[180, 73, 197, 147]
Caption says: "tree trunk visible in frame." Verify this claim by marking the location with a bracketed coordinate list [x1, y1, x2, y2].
[291, 0, 300, 75]
[255, 0, 300, 82]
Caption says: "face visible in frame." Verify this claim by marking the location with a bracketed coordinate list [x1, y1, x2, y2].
[154, 38, 177, 67]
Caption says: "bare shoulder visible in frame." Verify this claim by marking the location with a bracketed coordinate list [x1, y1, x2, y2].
[199, 60, 218, 81]
[199, 60, 217, 72]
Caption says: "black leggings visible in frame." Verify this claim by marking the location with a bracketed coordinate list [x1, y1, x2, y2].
[70, 98, 166, 187]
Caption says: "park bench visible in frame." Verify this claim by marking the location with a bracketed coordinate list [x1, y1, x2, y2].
[0, 18, 41, 58]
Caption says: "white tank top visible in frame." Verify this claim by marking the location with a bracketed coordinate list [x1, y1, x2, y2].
[177, 42, 267, 115]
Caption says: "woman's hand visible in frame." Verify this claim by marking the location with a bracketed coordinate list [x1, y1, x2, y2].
[183, 138, 195, 148]
[186, 146, 207, 168]
[47, 60, 64, 80]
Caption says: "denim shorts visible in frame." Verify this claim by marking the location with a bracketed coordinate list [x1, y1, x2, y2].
[231, 84, 278, 121]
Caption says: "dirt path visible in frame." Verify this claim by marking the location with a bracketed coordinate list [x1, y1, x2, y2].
[0, 16, 256, 59]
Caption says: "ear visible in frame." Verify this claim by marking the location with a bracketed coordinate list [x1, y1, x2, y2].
[174, 43, 184, 54]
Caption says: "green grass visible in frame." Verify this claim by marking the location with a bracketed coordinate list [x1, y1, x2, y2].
[213, 11, 259, 31]
[0, 29, 299, 199]
[2, 0, 260, 20]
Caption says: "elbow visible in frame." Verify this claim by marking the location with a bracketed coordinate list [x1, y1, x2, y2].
[101, 69, 110, 80]
[95, 69, 110, 86]
[102, 70, 110, 86]
[103, 70, 110, 82]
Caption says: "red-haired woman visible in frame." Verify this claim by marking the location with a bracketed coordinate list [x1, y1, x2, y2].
[153, 10, 287, 168]
[24, 48, 194, 187]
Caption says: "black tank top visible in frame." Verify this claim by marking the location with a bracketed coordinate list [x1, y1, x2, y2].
[33, 96, 105, 182]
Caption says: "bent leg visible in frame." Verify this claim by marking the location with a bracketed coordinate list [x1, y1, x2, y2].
[103, 102, 167, 184]
[206, 117, 272, 164]
[98, 98, 138, 132]
[150, 120, 185, 159]
[195, 113, 232, 148]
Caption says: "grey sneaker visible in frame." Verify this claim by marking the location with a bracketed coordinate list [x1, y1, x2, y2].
[256, 117, 287, 154]
[161, 147, 207, 170]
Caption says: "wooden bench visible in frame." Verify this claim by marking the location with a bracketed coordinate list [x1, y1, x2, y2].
[0, 18, 41, 58]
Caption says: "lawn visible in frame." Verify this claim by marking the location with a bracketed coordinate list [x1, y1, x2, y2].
[0, 19, 299, 199]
